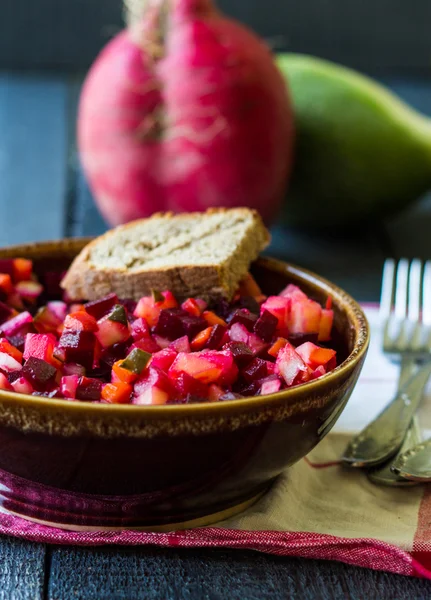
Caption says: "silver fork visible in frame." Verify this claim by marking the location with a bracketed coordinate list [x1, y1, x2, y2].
[342, 258, 431, 469]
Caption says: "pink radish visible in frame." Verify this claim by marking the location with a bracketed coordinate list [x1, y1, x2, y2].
[78, 0, 293, 225]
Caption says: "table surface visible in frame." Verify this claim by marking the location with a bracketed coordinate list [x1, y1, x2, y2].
[0, 70, 431, 599]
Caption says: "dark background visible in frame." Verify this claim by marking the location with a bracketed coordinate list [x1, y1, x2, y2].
[1, 0, 431, 74]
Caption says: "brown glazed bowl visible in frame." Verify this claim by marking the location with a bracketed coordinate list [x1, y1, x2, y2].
[0, 239, 369, 531]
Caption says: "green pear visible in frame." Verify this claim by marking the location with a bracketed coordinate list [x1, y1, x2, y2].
[276, 54, 431, 228]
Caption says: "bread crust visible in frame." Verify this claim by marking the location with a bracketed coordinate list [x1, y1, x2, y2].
[61, 208, 270, 301]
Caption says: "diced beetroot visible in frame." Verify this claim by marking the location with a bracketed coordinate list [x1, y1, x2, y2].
[206, 325, 227, 350]
[131, 336, 161, 354]
[295, 342, 337, 370]
[75, 376, 103, 401]
[247, 333, 268, 356]
[23, 333, 59, 368]
[276, 343, 312, 387]
[15, 280, 43, 302]
[260, 296, 290, 330]
[12, 376, 34, 395]
[84, 293, 119, 320]
[58, 330, 96, 370]
[242, 357, 268, 383]
[222, 341, 254, 367]
[151, 347, 177, 371]
[233, 380, 259, 396]
[99, 341, 130, 368]
[288, 299, 322, 335]
[174, 372, 209, 400]
[169, 350, 238, 386]
[0, 372, 12, 391]
[280, 283, 308, 301]
[47, 301, 68, 322]
[253, 310, 278, 342]
[229, 322, 249, 344]
[0, 352, 23, 373]
[131, 317, 151, 341]
[237, 295, 261, 315]
[228, 308, 258, 332]
[311, 365, 326, 379]
[96, 318, 131, 348]
[63, 363, 86, 377]
[42, 270, 65, 297]
[154, 308, 207, 341]
[133, 367, 175, 405]
[6, 292, 24, 310]
[60, 375, 79, 399]
[64, 311, 98, 332]
[0, 301, 13, 324]
[22, 357, 57, 391]
[0, 260, 14, 278]
[318, 308, 334, 342]
[2, 311, 33, 337]
[260, 377, 282, 395]
[288, 332, 319, 347]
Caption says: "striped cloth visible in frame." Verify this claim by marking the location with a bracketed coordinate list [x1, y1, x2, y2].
[1, 306, 431, 579]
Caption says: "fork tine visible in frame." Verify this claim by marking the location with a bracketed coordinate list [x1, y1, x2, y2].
[394, 258, 409, 321]
[379, 259, 395, 321]
[408, 259, 422, 322]
[422, 260, 431, 326]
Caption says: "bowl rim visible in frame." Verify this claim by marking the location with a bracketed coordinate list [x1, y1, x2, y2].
[0, 244, 369, 418]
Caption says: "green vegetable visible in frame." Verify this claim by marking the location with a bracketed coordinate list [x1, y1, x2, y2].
[119, 348, 151, 375]
[107, 304, 128, 326]
[277, 54, 431, 228]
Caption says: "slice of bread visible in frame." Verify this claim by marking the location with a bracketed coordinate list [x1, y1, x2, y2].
[61, 208, 270, 302]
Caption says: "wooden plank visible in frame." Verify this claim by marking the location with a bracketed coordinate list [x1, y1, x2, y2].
[1, 0, 431, 72]
[48, 547, 431, 599]
[0, 73, 69, 244]
[0, 536, 46, 600]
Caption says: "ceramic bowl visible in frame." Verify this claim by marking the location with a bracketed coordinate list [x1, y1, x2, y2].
[0, 239, 369, 531]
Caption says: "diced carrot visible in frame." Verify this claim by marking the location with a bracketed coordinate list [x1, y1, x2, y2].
[325, 296, 333, 310]
[102, 382, 133, 404]
[191, 326, 213, 351]
[112, 360, 137, 384]
[202, 311, 227, 327]
[64, 311, 98, 332]
[238, 273, 263, 298]
[13, 259, 33, 282]
[0, 274, 13, 295]
[0, 339, 23, 363]
[268, 337, 288, 358]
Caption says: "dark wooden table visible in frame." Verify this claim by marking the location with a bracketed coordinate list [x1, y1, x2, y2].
[0, 71, 431, 599]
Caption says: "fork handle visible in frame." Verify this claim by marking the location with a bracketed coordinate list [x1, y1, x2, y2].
[342, 360, 431, 468]
[391, 437, 431, 481]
